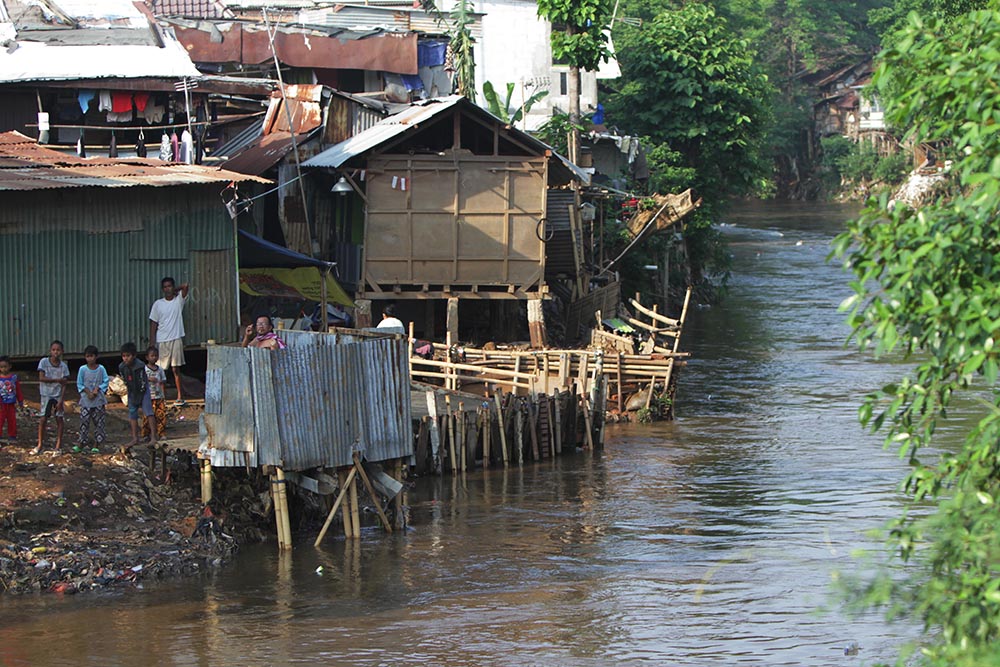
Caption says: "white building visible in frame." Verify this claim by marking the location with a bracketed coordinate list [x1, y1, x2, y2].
[472, 0, 619, 131]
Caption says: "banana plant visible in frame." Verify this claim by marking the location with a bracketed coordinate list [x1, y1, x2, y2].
[483, 81, 549, 124]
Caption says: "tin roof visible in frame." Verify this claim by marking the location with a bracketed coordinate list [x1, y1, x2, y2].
[303, 95, 590, 184]
[220, 130, 316, 175]
[0, 131, 269, 190]
[0, 0, 203, 81]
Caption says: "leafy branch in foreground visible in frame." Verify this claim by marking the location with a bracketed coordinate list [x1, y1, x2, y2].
[832, 9, 1000, 666]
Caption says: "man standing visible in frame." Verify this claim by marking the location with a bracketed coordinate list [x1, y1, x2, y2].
[149, 276, 189, 406]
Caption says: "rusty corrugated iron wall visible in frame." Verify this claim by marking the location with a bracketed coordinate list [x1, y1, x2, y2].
[201, 331, 412, 470]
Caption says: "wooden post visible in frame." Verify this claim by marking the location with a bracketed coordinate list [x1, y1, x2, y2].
[581, 395, 595, 450]
[274, 468, 292, 550]
[553, 393, 563, 455]
[349, 472, 361, 538]
[353, 453, 392, 533]
[426, 390, 442, 474]
[446, 396, 458, 475]
[315, 466, 358, 546]
[338, 468, 354, 538]
[514, 400, 524, 466]
[446, 297, 459, 347]
[673, 287, 692, 354]
[394, 459, 406, 530]
[355, 299, 372, 329]
[200, 458, 212, 505]
[616, 352, 624, 413]
[458, 402, 467, 472]
[494, 391, 509, 468]
[527, 299, 546, 349]
[528, 398, 540, 460]
[482, 408, 491, 470]
[547, 394, 556, 458]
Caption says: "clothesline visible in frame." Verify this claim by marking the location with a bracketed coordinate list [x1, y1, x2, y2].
[28, 120, 214, 131]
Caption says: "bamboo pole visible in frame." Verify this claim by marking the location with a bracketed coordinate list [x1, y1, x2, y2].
[394, 459, 406, 530]
[352, 453, 392, 533]
[274, 468, 292, 550]
[200, 458, 212, 504]
[494, 391, 509, 468]
[554, 393, 563, 455]
[458, 402, 467, 472]
[616, 353, 624, 412]
[528, 398, 540, 460]
[446, 396, 458, 475]
[315, 466, 358, 546]
[338, 468, 354, 538]
[581, 395, 595, 450]
[629, 297, 680, 326]
[547, 395, 556, 458]
[673, 287, 693, 354]
[349, 472, 360, 538]
[426, 390, 442, 474]
[482, 408, 491, 470]
[515, 400, 524, 466]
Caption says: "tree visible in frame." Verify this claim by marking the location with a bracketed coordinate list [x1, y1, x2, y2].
[833, 9, 1000, 666]
[536, 0, 613, 161]
[609, 4, 770, 199]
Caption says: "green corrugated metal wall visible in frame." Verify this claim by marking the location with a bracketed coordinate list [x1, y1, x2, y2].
[0, 185, 238, 358]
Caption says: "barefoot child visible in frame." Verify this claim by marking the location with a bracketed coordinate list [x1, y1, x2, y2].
[141, 346, 167, 441]
[76, 346, 108, 453]
[0, 356, 25, 445]
[33, 340, 69, 455]
[118, 342, 157, 454]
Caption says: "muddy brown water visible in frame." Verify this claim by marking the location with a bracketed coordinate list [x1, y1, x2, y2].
[1, 201, 934, 666]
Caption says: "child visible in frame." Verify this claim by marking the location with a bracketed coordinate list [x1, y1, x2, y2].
[0, 355, 25, 445]
[118, 342, 157, 454]
[141, 346, 167, 441]
[32, 340, 69, 455]
[76, 345, 108, 453]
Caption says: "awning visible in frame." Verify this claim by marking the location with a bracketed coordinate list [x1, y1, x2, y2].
[238, 230, 353, 306]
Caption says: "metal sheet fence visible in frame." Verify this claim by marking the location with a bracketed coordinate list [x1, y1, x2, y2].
[201, 330, 412, 471]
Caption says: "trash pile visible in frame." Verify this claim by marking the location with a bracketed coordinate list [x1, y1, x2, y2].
[0, 450, 270, 596]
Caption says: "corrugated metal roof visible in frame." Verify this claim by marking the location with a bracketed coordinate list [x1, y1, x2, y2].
[0, 131, 270, 190]
[220, 130, 315, 175]
[303, 95, 590, 184]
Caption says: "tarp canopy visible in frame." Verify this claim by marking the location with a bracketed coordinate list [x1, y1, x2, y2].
[238, 229, 330, 269]
[237, 230, 353, 306]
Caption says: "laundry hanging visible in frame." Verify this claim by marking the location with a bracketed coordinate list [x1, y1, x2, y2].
[108, 131, 117, 158]
[135, 129, 147, 158]
[159, 132, 172, 161]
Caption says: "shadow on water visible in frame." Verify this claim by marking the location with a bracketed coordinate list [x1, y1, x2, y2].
[1, 200, 937, 667]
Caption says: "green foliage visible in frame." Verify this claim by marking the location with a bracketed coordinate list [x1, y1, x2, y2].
[482, 81, 549, 124]
[833, 9, 1000, 666]
[537, 0, 614, 70]
[608, 4, 772, 200]
[819, 136, 909, 192]
[868, 0, 992, 39]
[534, 112, 587, 155]
[449, 0, 477, 102]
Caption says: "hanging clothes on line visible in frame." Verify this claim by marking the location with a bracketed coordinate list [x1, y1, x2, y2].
[159, 132, 172, 161]
[135, 129, 147, 158]
[78, 90, 96, 115]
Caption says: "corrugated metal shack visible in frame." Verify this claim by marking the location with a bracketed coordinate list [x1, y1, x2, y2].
[200, 329, 412, 470]
[0, 131, 268, 356]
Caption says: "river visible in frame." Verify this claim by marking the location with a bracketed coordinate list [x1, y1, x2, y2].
[0, 201, 927, 666]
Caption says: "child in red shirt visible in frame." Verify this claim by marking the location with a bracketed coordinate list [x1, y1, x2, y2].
[0, 355, 25, 444]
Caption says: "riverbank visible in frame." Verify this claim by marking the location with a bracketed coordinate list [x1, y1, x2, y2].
[0, 401, 264, 596]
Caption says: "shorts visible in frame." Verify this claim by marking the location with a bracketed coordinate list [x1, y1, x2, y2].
[128, 390, 154, 420]
[156, 338, 185, 369]
[41, 398, 64, 418]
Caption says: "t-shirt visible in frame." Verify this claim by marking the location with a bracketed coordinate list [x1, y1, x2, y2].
[118, 359, 148, 401]
[0, 374, 22, 405]
[37, 357, 69, 402]
[76, 365, 109, 409]
[145, 364, 167, 400]
[376, 316, 405, 334]
[149, 293, 187, 342]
